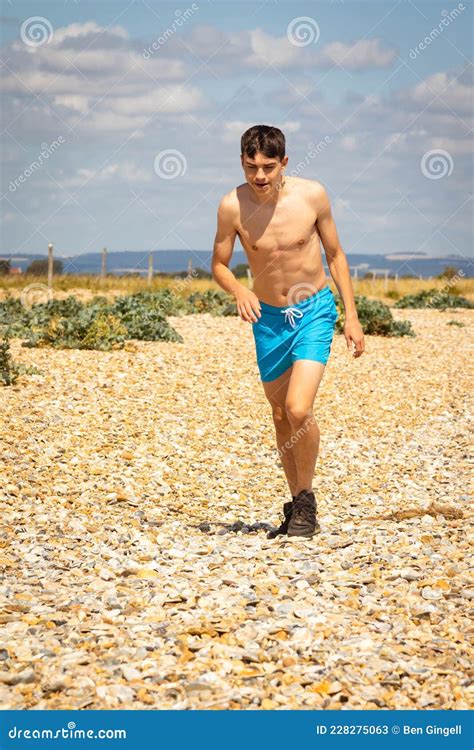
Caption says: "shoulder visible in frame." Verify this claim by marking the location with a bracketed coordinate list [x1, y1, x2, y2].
[217, 188, 240, 218]
[291, 177, 331, 217]
[290, 176, 329, 203]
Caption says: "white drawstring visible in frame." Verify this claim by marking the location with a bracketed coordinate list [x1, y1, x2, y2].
[281, 307, 303, 328]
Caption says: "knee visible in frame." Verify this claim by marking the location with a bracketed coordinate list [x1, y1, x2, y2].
[271, 405, 291, 427]
[285, 402, 313, 428]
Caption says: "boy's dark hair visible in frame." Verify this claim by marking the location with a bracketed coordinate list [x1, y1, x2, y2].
[240, 125, 286, 161]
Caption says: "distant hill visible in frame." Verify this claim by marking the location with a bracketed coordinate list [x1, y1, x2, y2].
[2, 250, 472, 278]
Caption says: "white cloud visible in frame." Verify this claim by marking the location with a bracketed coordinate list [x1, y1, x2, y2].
[109, 85, 205, 116]
[53, 94, 89, 114]
[63, 161, 152, 188]
[427, 136, 472, 155]
[247, 28, 302, 68]
[395, 71, 473, 115]
[51, 21, 128, 45]
[155, 24, 398, 74]
[319, 39, 397, 70]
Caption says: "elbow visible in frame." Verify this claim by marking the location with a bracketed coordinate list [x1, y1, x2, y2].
[327, 245, 345, 265]
[211, 261, 220, 283]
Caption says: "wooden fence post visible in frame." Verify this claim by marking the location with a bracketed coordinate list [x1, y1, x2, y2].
[246, 267, 253, 290]
[148, 254, 153, 287]
[101, 247, 107, 281]
[47, 243, 53, 289]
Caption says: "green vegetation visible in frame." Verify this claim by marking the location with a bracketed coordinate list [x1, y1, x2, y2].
[186, 290, 237, 316]
[336, 295, 415, 337]
[26, 259, 64, 275]
[0, 285, 433, 352]
[0, 292, 185, 351]
[394, 289, 473, 309]
[0, 333, 41, 385]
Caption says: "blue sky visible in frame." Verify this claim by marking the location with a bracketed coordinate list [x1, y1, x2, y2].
[0, 0, 472, 265]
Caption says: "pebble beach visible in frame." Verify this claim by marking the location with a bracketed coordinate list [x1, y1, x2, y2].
[1, 307, 472, 710]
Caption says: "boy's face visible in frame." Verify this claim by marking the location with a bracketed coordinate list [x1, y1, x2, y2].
[241, 150, 288, 195]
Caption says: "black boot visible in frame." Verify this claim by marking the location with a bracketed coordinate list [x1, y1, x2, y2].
[287, 489, 318, 538]
[267, 497, 295, 539]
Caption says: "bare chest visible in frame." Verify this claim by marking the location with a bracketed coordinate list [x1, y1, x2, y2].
[237, 199, 318, 254]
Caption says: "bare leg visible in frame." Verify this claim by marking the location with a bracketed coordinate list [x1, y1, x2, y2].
[284, 360, 326, 494]
[261, 365, 298, 496]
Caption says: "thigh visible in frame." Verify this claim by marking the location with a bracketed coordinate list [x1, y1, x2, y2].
[285, 360, 326, 413]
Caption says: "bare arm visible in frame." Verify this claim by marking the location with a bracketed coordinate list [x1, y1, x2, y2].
[315, 185, 365, 357]
[211, 195, 242, 297]
[212, 195, 261, 322]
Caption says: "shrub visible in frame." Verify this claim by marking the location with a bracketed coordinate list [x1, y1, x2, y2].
[0, 333, 41, 384]
[5, 292, 185, 350]
[26, 259, 64, 275]
[394, 289, 473, 309]
[335, 295, 414, 337]
[0, 334, 19, 385]
[186, 290, 237, 316]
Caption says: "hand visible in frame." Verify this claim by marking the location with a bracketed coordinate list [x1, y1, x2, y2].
[234, 286, 262, 323]
[344, 316, 365, 358]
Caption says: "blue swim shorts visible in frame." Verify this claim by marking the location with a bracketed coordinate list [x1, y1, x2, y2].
[251, 284, 338, 382]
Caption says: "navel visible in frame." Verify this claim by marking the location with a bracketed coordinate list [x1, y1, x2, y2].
[297, 238, 305, 245]
[252, 244, 258, 251]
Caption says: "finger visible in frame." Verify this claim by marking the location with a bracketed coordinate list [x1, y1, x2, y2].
[237, 304, 248, 322]
[354, 339, 365, 357]
[252, 302, 262, 318]
[242, 304, 253, 323]
[244, 302, 258, 322]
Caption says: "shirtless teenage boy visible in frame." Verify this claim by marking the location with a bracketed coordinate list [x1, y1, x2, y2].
[212, 125, 364, 539]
